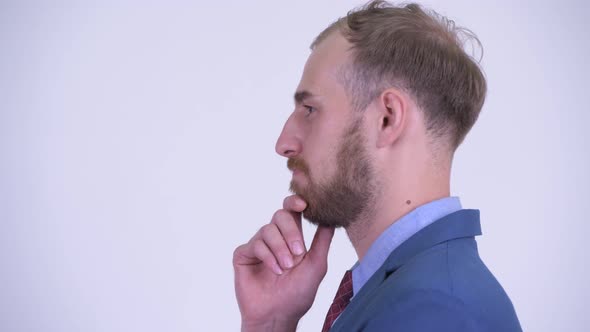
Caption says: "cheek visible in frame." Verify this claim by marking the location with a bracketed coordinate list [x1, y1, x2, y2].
[307, 142, 340, 183]
[303, 112, 350, 180]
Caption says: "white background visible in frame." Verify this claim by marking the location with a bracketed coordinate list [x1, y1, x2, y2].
[1, 0, 588, 331]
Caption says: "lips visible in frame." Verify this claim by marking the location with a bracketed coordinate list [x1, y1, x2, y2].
[287, 158, 310, 175]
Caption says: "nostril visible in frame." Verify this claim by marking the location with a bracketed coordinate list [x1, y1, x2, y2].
[275, 137, 300, 157]
[284, 148, 300, 158]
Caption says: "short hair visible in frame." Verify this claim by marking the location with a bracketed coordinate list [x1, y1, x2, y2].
[312, 1, 487, 151]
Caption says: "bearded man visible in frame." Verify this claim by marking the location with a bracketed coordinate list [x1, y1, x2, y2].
[233, 1, 522, 331]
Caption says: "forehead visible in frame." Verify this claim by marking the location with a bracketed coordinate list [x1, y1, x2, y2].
[297, 32, 352, 96]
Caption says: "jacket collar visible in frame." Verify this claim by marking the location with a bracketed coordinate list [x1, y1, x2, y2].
[381, 209, 481, 272]
[330, 209, 482, 331]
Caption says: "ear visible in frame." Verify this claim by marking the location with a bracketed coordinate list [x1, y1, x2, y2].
[376, 88, 407, 148]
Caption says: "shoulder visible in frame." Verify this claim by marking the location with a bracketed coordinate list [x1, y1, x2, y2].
[385, 239, 478, 293]
[357, 239, 521, 331]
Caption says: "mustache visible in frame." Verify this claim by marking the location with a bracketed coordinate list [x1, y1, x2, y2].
[287, 157, 310, 174]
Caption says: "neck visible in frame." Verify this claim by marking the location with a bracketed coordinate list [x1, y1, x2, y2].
[345, 163, 451, 260]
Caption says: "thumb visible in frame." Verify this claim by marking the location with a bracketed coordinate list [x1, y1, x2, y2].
[308, 226, 335, 264]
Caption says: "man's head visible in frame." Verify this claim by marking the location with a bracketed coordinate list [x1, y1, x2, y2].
[276, 1, 486, 228]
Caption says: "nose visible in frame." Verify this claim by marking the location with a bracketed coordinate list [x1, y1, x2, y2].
[275, 113, 302, 158]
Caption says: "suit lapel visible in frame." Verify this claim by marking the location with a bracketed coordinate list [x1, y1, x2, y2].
[329, 209, 482, 331]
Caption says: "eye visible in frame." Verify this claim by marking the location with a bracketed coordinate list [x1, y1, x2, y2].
[303, 105, 316, 116]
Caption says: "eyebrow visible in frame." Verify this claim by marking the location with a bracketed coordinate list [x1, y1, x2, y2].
[293, 90, 315, 105]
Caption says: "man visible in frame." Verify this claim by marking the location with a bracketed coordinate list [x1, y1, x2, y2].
[233, 1, 522, 331]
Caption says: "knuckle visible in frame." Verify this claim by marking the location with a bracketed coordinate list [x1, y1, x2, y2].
[232, 244, 244, 258]
[232, 245, 245, 263]
[260, 224, 275, 238]
[272, 209, 290, 224]
[276, 217, 299, 238]
[252, 239, 266, 255]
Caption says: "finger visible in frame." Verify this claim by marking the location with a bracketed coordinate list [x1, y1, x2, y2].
[260, 223, 295, 270]
[233, 243, 262, 267]
[282, 195, 305, 236]
[283, 195, 307, 213]
[308, 226, 335, 264]
[272, 209, 306, 257]
[252, 238, 284, 275]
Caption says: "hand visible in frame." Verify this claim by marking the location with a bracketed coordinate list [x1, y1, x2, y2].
[233, 195, 335, 332]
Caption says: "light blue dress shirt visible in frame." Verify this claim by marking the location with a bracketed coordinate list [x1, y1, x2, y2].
[350, 196, 462, 296]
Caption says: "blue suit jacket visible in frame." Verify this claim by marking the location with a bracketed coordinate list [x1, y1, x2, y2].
[329, 209, 522, 331]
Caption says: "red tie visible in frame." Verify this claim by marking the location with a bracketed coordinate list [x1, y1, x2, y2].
[321, 270, 353, 332]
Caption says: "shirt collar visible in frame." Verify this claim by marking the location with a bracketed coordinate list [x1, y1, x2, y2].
[351, 196, 462, 296]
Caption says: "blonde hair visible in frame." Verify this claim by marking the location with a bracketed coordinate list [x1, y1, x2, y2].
[312, 1, 487, 150]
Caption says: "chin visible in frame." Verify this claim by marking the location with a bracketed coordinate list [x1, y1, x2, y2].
[302, 209, 347, 228]
[289, 181, 306, 198]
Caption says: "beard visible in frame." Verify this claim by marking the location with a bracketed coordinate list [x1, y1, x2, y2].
[288, 119, 376, 228]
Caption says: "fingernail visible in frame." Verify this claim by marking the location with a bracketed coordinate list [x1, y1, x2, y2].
[297, 199, 307, 210]
[292, 241, 304, 255]
[283, 255, 294, 269]
[273, 263, 283, 275]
